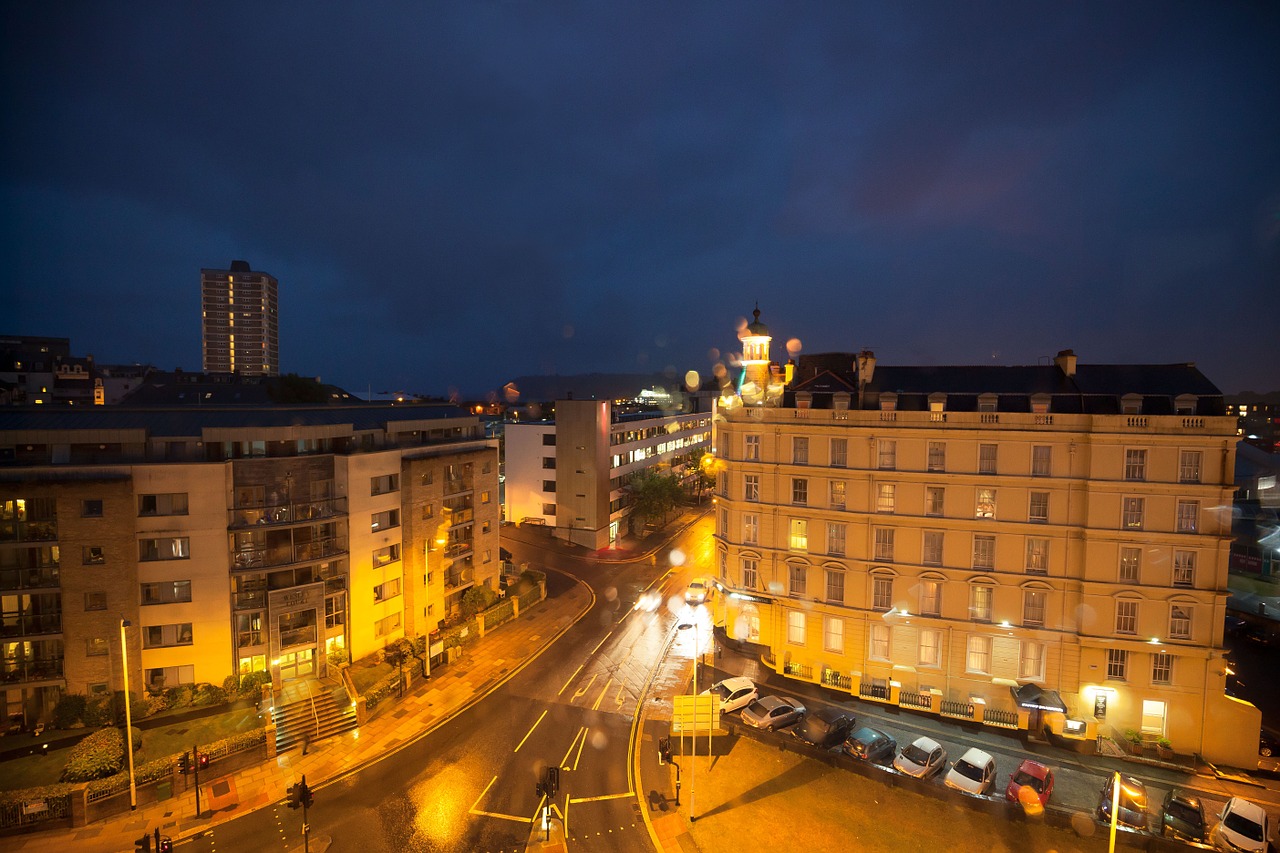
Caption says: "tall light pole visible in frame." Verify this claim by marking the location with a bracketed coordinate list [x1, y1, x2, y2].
[120, 617, 137, 810]
[677, 620, 698, 823]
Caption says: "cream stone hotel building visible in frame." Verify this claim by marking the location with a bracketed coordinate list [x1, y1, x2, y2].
[711, 310, 1259, 767]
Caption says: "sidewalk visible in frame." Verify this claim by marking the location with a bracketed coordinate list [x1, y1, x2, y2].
[8, 583, 593, 853]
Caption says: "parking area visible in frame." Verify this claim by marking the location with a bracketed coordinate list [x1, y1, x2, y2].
[693, 643, 1280, 849]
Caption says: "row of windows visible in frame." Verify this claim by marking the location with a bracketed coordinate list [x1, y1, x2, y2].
[728, 515, 1200, 585]
[740, 559, 1197, 635]
[781, 616, 1179, 685]
[743, 435, 1204, 483]
[740, 477, 1201, 532]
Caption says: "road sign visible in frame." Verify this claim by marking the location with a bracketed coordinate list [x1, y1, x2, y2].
[671, 694, 719, 734]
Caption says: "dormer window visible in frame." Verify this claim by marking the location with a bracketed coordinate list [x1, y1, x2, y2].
[1121, 393, 1142, 415]
[1175, 394, 1197, 415]
[978, 393, 998, 413]
[879, 392, 898, 412]
[1030, 394, 1051, 414]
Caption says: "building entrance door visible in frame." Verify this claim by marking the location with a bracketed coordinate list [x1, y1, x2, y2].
[278, 648, 314, 680]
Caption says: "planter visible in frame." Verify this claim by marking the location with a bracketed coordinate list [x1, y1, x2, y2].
[1128, 740, 1144, 755]
[1157, 745, 1174, 760]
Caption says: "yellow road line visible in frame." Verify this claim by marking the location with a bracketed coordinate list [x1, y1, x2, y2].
[468, 775, 497, 814]
[469, 808, 533, 823]
[557, 663, 584, 696]
[591, 676, 614, 711]
[572, 726, 588, 770]
[591, 631, 612, 655]
[559, 726, 585, 767]
[563, 795, 571, 835]
[572, 672, 598, 702]
[568, 791, 634, 804]
[513, 709, 547, 753]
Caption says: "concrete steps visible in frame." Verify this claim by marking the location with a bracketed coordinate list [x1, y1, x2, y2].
[272, 682, 357, 751]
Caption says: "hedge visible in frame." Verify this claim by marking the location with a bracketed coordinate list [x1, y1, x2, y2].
[60, 727, 141, 782]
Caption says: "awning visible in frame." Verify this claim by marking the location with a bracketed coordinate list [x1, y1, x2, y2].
[1010, 683, 1068, 713]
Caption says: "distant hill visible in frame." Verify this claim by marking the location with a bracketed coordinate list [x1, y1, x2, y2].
[493, 372, 680, 402]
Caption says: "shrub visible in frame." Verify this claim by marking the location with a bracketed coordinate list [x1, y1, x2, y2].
[239, 670, 272, 694]
[61, 728, 125, 782]
[52, 694, 87, 729]
[223, 674, 241, 695]
[83, 694, 114, 727]
[166, 685, 194, 709]
[328, 648, 349, 667]
[191, 683, 227, 707]
[144, 693, 169, 716]
[461, 585, 498, 619]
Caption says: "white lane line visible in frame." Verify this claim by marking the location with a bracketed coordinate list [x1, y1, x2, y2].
[513, 709, 547, 753]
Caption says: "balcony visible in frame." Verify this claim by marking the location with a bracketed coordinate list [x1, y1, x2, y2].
[0, 614, 62, 637]
[0, 567, 60, 591]
[233, 590, 267, 611]
[2, 657, 63, 683]
[280, 625, 317, 649]
[444, 568, 475, 592]
[444, 477, 473, 496]
[0, 520, 58, 543]
[444, 541, 473, 560]
[228, 497, 347, 529]
[232, 537, 347, 571]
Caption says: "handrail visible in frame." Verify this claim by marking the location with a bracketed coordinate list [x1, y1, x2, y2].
[306, 681, 320, 736]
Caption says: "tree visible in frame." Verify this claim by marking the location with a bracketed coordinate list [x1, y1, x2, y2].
[689, 448, 720, 502]
[461, 585, 498, 619]
[628, 469, 682, 531]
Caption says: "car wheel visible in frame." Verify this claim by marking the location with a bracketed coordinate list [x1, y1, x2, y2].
[1262, 745, 1273, 757]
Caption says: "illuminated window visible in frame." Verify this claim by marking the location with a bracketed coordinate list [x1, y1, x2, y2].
[975, 488, 996, 519]
[918, 629, 941, 666]
[969, 584, 992, 622]
[869, 624, 891, 660]
[1115, 600, 1138, 635]
[1176, 500, 1198, 533]
[1119, 547, 1141, 583]
[1025, 538, 1049, 574]
[824, 616, 844, 653]
[1122, 497, 1144, 530]
[787, 611, 806, 645]
[1169, 605, 1192, 639]
[789, 519, 808, 551]
[829, 480, 846, 509]
[876, 483, 896, 513]
[1124, 449, 1147, 481]
[966, 635, 992, 673]
[1172, 551, 1195, 587]
[1020, 642, 1046, 680]
[925, 486, 944, 516]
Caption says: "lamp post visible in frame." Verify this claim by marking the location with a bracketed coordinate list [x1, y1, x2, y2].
[1107, 771, 1120, 853]
[677, 620, 698, 823]
[120, 617, 137, 810]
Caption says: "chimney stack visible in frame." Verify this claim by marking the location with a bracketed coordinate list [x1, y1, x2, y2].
[1054, 349, 1077, 378]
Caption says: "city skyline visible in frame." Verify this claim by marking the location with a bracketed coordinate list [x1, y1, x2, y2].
[3, 3, 1279, 398]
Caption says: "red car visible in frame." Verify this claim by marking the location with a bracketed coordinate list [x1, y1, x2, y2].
[1005, 759, 1054, 808]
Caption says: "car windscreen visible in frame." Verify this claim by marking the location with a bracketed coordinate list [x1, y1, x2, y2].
[1165, 801, 1201, 826]
[953, 759, 985, 782]
[902, 744, 931, 765]
[1223, 812, 1265, 842]
[1012, 770, 1045, 793]
[744, 700, 770, 716]
[800, 717, 829, 739]
[711, 683, 733, 700]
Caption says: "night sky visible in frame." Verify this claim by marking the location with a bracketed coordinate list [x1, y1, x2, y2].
[3, 3, 1278, 398]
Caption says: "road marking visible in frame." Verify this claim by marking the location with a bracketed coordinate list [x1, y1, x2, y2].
[568, 791, 634, 804]
[591, 676, 614, 711]
[591, 631, 612, 655]
[560, 726, 586, 767]
[572, 726, 588, 770]
[470, 808, 534, 823]
[558, 664, 584, 696]
[572, 672, 598, 702]
[513, 709, 547, 753]
[468, 775, 497, 814]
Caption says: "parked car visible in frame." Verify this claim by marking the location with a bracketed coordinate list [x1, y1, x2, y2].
[1224, 614, 1249, 637]
[1259, 727, 1280, 773]
[1212, 796, 1269, 853]
[944, 747, 996, 795]
[702, 677, 758, 714]
[741, 695, 806, 730]
[1096, 775, 1149, 832]
[684, 578, 710, 604]
[1005, 759, 1054, 808]
[844, 726, 897, 764]
[893, 736, 946, 778]
[792, 707, 855, 750]
[1160, 788, 1206, 843]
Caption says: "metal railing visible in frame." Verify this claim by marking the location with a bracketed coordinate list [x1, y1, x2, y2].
[940, 700, 975, 719]
[858, 682, 890, 701]
[783, 661, 813, 679]
[820, 669, 851, 690]
[983, 707, 1019, 728]
[899, 690, 932, 711]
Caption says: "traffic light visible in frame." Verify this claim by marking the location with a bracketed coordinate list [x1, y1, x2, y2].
[299, 779, 313, 809]
[177, 752, 190, 774]
[134, 835, 151, 852]
[287, 782, 302, 809]
[197, 751, 209, 771]
[545, 766, 559, 798]
[658, 736, 672, 765]
[157, 839, 173, 853]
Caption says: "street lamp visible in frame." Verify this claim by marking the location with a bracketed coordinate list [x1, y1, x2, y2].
[676, 620, 698, 823]
[120, 617, 137, 810]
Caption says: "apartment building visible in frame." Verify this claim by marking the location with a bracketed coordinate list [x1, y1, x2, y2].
[505, 398, 712, 549]
[0, 404, 498, 727]
[711, 313, 1258, 767]
[201, 260, 279, 376]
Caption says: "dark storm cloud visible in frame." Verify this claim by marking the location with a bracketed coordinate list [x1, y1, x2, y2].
[3, 2, 1277, 395]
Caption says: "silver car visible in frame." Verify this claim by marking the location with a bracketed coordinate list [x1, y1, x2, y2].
[741, 695, 806, 730]
[893, 736, 946, 778]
